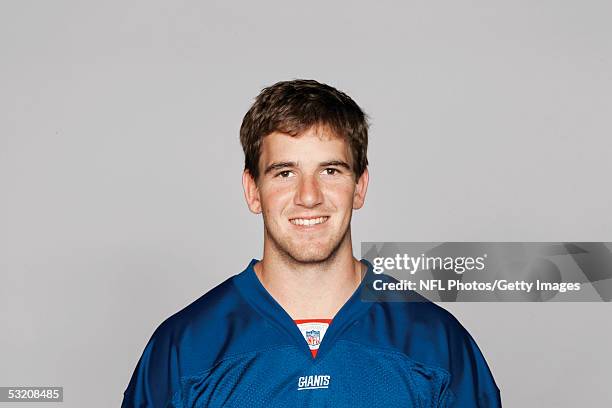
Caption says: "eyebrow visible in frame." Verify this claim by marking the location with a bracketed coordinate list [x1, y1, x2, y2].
[263, 160, 352, 175]
[263, 161, 297, 175]
[320, 160, 351, 170]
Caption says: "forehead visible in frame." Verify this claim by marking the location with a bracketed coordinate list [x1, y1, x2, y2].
[259, 127, 351, 164]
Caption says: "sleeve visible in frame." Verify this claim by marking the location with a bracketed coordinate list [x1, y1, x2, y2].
[445, 326, 502, 407]
[121, 322, 183, 408]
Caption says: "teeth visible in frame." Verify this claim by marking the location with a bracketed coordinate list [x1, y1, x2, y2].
[290, 217, 328, 226]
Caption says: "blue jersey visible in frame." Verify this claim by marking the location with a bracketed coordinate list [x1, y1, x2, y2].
[122, 259, 501, 407]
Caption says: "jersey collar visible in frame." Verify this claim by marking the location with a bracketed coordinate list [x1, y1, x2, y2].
[232, 258, 376, 360]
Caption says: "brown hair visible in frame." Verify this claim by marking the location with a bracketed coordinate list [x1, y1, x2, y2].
[240, 79, 369, 180]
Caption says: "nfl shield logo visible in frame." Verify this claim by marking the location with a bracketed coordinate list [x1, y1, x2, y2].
[305, 330, 321, 346]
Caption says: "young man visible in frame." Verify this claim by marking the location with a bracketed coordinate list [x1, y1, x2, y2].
[122, 80, 501, 407]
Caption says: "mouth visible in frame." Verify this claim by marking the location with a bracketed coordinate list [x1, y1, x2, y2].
[289, 216, 330, 226]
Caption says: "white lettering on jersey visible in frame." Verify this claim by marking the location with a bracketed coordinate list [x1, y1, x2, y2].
[297, 375, 331, 390]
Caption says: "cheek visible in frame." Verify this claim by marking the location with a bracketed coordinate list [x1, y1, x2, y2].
[325, 184, 356, 209]
[260, 185, 293, 212]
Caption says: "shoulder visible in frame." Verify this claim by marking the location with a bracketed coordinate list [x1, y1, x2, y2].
[349, 294, 472, 364]
[356, 271, 476, 357]
[142, 273, 262, 373]
[156, 275, 243, 340]
[121, 273, 261, 407]
[347, 281, 501, 406]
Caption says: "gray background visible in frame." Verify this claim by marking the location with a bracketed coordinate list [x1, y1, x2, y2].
[1, 1, 610, 407]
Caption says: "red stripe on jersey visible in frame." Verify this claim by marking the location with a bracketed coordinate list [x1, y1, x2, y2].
[294, 319, 332, 324]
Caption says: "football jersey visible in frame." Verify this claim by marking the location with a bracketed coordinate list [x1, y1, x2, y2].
[121, 259, 501, 407]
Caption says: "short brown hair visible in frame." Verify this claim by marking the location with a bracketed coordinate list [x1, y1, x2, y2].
[240, 79, 369, 180]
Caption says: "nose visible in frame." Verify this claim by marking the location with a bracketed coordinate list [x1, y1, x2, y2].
[294, 174, 323, 208]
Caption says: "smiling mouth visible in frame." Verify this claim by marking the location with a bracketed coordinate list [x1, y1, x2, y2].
[289, 216, 329, 226]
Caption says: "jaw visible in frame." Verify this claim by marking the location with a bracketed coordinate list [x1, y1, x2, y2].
[263, 218, 353, 264]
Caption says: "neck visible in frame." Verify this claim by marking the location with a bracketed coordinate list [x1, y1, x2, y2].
[254, 236, 365, 320]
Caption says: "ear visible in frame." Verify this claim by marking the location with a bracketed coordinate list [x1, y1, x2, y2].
[242, 170, 262, 214]
[353, 167, 369, 209]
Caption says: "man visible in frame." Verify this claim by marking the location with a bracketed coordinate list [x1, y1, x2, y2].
[122, 79, 501, 407]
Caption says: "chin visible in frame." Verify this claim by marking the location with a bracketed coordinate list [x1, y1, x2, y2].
[266, 226, 349, 264]
[288, 251, 332, 264]
[284, 241, 339, 264]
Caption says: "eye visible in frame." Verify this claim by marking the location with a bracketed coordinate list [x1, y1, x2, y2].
[322, 168, 339, 176]
[276, 170, 295, 178]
